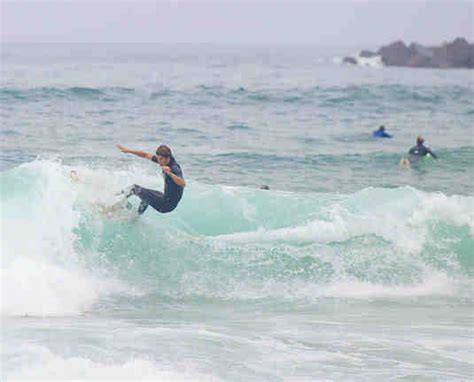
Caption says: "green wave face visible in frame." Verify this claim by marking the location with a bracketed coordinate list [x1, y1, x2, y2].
[1, 160, 473, 314]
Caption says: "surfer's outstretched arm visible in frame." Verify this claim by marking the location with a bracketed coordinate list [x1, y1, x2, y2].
[426, 148, 438, 159]
[116, 144, 153, 160]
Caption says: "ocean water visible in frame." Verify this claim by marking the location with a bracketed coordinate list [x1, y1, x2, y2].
[1, 44, 473, 381]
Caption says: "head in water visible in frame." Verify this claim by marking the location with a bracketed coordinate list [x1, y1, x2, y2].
[155, 144, 173, 166]
[69, 170, 79, 182]
[416, 136, 424, 145]
[378, 125, 385, 132]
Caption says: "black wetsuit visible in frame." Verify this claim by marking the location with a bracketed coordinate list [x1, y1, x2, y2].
[126, 156, 184, 214]
[408, 144, 437, 163]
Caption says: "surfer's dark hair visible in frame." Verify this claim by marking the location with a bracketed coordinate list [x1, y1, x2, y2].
[156, 145, 172, 158]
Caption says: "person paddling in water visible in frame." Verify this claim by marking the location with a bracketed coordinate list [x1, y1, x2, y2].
[400, 135, 438, 166]
[116, 144, 186, 214]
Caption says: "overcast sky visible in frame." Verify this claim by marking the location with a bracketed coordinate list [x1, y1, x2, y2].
[1, 0, 473, 46]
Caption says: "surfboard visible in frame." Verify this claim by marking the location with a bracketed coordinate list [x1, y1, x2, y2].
[399, 158, 410, 167]
[93, 197, 136, 219]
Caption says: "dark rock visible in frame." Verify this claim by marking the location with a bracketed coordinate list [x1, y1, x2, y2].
[378, 41, 411, 66]
[409, 43, 433, 57]
[343, 56, 357, 65]
[443, 37, 474, 68]
[407, 43, 434, 67]
[375, 38, 474, 68]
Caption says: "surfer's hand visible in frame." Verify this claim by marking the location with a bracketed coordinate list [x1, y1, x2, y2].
[161, 166, 172, 175]
[116, 144, 128, 153]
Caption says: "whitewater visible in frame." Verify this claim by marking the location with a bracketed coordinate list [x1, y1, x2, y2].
[1, 44, 473, 380]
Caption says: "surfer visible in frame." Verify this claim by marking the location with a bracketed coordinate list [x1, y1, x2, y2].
[116, 144, 186, 214]
[400, 136, 438, 166]
[372, 125, 392, 138]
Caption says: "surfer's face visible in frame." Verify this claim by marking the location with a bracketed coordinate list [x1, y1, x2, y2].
[155, 155, 170, 166]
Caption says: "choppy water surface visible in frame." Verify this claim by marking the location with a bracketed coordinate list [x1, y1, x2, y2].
[1, 44, 473, 380]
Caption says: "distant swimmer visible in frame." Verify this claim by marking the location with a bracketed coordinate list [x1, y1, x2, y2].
[116, 143, 186, 215]
[400, 135, 438, 166]
[260, 185, 270, 190]
[372, 125, 392, 138]
[69, 170, 80, 182]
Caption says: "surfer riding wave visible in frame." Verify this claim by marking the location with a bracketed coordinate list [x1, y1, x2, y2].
[116, 143, 186, 214]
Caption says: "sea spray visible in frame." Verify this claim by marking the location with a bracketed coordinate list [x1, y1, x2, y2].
[0, 160, 130, 316]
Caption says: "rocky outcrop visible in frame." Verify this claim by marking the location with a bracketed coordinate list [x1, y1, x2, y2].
[378, 41, 411, 66]
[343, 38, 474, 69]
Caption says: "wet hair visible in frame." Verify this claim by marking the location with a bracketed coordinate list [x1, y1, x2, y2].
[416, 136, 424, 145]
[156, 144, 172, 159]
[379, 125, 385, 131]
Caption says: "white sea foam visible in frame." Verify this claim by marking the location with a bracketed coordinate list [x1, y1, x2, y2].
[1, 257, 102, 316]
[7, 345, 211, 381]
[199, 271, 458, 302]
[356, 54, 383, 68]
[0, 160, 130, 316]
[338, 52, 384, 68]
[317, 272, 456, 299]
[410, 192, 474, 234]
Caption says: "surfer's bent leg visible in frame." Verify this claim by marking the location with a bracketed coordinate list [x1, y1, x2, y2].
[124, 184, 169, 214]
